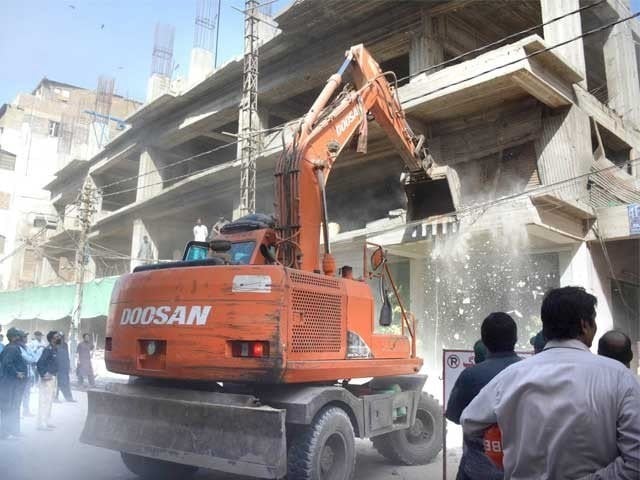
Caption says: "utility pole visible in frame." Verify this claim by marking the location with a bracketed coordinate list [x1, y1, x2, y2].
[239, 0, 260, 216]
[70, 178, 96, 369]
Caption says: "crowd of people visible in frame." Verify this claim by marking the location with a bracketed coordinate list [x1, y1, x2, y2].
[447, 286, 640, 479]
[0, 328, 95, 440]
[1, 283, 638, 479]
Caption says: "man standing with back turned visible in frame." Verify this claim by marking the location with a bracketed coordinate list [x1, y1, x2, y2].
[447, 313, 521, 479]
[461, 286, 640, 479]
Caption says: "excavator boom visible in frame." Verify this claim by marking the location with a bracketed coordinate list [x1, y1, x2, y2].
[275, 44, 449, 274]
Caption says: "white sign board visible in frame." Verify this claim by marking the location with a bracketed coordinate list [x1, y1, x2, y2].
[443, 349, 534, 408]
[443, 349, 477, 408]
[441, 349, 533, 480]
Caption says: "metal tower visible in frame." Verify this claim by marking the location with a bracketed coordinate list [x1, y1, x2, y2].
[239, 0, 260, 217]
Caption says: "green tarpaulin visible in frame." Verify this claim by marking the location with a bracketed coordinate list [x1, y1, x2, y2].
[0, 276, 117, 324]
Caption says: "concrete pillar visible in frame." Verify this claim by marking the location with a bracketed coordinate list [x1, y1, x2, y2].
[631, 148, 640, 179]
[130, 219, 158, 271]
[559, 243, 614, 350]
[409, 11, 444, 79]
[232, 195, 243, 221]
[256, 12, 279, 46]
[188, 47, 214, 88]
[137, 148, 164, 201]
[410, 257, 426, 359]
[540, 0, 586, 87]
[603, 22, 640, 126]
[146, 74, 170, 103]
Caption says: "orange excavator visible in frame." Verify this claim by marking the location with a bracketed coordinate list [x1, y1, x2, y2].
[81, 45, 448, 480]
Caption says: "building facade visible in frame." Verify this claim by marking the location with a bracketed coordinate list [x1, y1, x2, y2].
[0, 78, 139, 290]
[44, 0, 640, 380]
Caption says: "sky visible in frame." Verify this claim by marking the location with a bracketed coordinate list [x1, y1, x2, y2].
[0, 0, 639, 104]
[0, 0, 291, 103]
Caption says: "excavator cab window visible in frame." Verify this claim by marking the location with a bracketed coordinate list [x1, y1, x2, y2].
[229, 241, 256, 264]
[183, 241, 210, 261]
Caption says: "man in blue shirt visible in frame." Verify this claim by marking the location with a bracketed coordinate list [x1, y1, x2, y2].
[446, 313, 522, 480]
[0, 327, 29, 439]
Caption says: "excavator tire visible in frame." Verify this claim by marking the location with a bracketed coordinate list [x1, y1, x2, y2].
[120, 452, 198, 480]
[372, 392, 443, 465]
[287, 407, 356, 480]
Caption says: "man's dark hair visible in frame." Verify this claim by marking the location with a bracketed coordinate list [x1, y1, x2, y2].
[481, 312, 517, 353]
[46, 330, 57, 342]
[598, 330, 633, 367]
[541, 286, 597, 341]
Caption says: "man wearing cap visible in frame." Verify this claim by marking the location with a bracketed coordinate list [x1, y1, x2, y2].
[0, 327, 29, 440]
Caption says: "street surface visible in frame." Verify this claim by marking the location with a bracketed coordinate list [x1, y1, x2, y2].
[0, 389, 461, 480]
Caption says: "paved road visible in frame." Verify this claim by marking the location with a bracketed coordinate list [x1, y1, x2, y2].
[0, 390, 460, 480]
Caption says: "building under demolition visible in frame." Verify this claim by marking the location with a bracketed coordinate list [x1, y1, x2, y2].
[0, 78, 139, 291]
[27, 0, 640, 378]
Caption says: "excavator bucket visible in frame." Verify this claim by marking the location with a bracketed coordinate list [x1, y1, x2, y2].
[81, 383, 287, 478]
[405, 168, 456, 220]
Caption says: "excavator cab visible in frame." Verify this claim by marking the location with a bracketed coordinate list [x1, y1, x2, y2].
[182, 213, 278, 266]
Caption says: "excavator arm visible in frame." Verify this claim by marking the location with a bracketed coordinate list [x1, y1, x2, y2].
[275, 44, 439, 274]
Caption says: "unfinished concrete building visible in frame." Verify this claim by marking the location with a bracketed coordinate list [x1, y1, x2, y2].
[0, 78, 139, 290]
[44, 0, 640, 378]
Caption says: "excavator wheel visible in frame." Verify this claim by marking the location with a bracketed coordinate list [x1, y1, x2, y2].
[120, 452, 198, 480]
[371, 392, 443, 465]
[287, 407, 356, 480]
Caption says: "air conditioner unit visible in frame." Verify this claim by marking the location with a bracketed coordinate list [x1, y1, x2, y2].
[33, 216, 58, 230]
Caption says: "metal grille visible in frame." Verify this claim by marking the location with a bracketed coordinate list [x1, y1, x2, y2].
[291, 290, 342, 353]
[288, 270, 340, 289]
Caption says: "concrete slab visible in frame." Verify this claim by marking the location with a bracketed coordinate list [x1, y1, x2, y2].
[401, 35, 582, 122]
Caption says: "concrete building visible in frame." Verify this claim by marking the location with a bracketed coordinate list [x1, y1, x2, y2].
[0, 78, 140, 290]
[44, 0, 640, 379]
